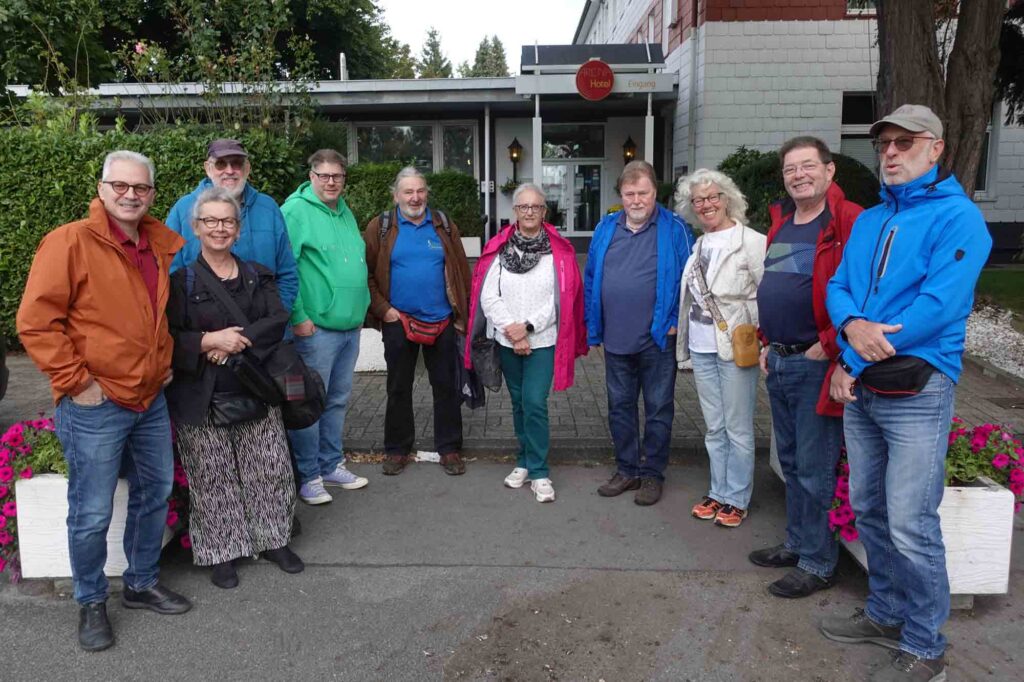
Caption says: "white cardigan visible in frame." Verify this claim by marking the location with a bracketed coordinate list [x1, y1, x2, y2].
[676, 223, 766, 364]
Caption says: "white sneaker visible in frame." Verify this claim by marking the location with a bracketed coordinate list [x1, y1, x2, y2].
[531, 478, 555, 503]
[504, 467, 530, 489]
[298, 477, 333, 505]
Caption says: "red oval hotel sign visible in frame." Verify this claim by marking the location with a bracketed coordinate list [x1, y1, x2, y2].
[576, 59, 614, 101]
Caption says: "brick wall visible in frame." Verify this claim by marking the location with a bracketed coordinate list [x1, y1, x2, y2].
[704, 0, 853, 23]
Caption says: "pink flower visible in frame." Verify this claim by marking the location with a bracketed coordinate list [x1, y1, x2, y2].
[0, 516, 6, 528]
[1009, 468, 1024, 484]
[839, 525, 859, 542]
[166, 510, 179, 527]
[992, 453, 1011, 469]
[0, 485, 8, 498]
[2, 501, 15, 517]
[1009, 480, 1024, 496]
[970, 434, 987, 453]
[135, 42, 146, 55]
[0, 467, 13, 483]
[0, 530, 11, 546]
[180, 533, 192, 549]
[19, 467, 32, 480]
[0, 556, 6, 573]
[1003, 432, 1014, 442]
[1, 432, 22, 448]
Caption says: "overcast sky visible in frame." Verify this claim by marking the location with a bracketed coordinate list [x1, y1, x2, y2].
[377, 0, 587, 73]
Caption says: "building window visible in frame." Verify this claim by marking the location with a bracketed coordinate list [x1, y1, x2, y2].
[662, 0, 673, 52]
[542, 124, 605, 159]
[352, 121, 477, 176]
[442, 124, 475, 174]
[847, 0, 876, 14]
[840, 92, 878, 175]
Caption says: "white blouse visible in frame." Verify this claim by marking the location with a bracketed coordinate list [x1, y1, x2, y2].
[479, 252, 557, 349]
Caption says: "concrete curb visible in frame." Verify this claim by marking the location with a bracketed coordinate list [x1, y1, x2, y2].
[962, 353, 1024, 390]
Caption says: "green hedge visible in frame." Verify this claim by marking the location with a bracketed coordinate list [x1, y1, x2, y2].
[0, 127, 482, 344]
[717, 146, 881, 232]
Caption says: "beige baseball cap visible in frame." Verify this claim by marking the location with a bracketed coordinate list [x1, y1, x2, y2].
[870, 104, 943, 139]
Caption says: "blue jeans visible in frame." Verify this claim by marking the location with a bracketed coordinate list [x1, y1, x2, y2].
[55, 392, 173, 605]
[604, 344, 677, 480]
[500, 345, 555, 480]
[844, 372, 954, 660]
[690, 351, 759, 509]
[765, 351, 842, 578]
[287, 327, 361, 485]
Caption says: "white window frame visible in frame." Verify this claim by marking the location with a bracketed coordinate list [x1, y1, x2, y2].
[974, 106, 999, 201]
[846, 1, 877, 15]
[347, 120, 479, 178]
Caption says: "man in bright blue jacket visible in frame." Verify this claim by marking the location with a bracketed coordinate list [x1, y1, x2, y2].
[165, 139, 299, 311]
[584, 161, 694, 506]
[822, 105, 991, 682]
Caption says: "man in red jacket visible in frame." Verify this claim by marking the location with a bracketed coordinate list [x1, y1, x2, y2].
[749, 137, 862, 598]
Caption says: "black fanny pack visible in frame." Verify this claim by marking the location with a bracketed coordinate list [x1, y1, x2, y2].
[859, 355, 935, 398]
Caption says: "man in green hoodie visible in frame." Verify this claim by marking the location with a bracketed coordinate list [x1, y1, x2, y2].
[282, 149, 371, 505]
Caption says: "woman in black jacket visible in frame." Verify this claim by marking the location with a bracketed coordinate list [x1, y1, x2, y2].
[166, 186, 302, 589]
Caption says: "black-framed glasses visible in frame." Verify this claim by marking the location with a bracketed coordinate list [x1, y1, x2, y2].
[311, 171, 346, 184]
[782, 162, 824, 177]
[101, 180, 154, 197]
[514, 204, 545, 214]
[210, 157, 246, 171]
[691, 192, 724, 208]
[872, 136, 935, 153]
[197, 216, 239, 229]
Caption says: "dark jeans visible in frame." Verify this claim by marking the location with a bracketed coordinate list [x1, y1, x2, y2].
[54, 391, 173, 605]
[604, 344, 677, 481]
[765, 350, 842, 578]
[382, 319, 463, 456]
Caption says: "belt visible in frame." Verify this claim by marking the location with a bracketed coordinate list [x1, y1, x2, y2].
[769, 341, 814, 357]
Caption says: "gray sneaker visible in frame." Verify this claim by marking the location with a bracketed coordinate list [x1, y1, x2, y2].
[820, 608, 902, 649]
[870, 651, 947, 682]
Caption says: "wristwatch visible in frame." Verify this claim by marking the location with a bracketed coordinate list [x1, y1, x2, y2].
[525, 320, 535, 333]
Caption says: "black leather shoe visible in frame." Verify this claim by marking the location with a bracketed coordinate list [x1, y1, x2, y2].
[749, 543, 800, 568]
[211, 561, 239, 589]
[262, 545, 305, 574]
[78, 602, 114, 652]
[597, 472, 641, 497]
[121, 583, 193, 615]
[634, 477, 663, 506]
[768, 567, 835, 599]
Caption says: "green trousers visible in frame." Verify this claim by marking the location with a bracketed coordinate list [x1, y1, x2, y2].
[499, 345, 555, 479]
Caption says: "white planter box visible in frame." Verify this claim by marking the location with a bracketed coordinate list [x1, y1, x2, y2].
[15, 474, 172, 579]
[769, 434, 1015, 596]
[354, 328, 386, 372]
[461, 236, 482, 258]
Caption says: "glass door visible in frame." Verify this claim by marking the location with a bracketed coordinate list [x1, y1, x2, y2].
[541, 163, 602, 233]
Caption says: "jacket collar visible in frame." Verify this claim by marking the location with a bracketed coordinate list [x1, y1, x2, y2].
[83, 198, 184, 256]
[879, 164, 949, 206]
[772, 181, 848, 224]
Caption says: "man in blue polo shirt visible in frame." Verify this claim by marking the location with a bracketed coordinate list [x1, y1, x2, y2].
[584, 161, 694, 506]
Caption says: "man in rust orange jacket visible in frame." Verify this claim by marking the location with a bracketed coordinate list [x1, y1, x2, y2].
[17, 150, 192, 652]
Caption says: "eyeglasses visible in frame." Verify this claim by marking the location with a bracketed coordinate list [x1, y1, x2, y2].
[210, 157, 246, 171]
[782, 162, 823, 177]
[311, 171, 346, 184]
[691, 192, 724, 208]
[872, 136, 935, 153]
[101, 180, 154, 197]
[514, 204, 545, 214]
[197, 217, 239, 229]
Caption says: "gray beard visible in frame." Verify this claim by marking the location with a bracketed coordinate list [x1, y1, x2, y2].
[225, 181, 247, 200]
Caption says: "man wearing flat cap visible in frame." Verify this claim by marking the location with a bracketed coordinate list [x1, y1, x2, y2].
[166, 138, 298, 310]
[821, 104, 991, 681]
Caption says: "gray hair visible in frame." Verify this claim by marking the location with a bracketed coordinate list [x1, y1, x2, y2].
[674, 168, 749, 226]
[101, 150, 155, 185]
[511, 182, 546, 206]
[390, 166, 429, 194]
[191, 186, 241, 224]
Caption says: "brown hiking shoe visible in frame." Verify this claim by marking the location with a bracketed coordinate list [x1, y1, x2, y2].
[820, 608, 902, 650]
[597, 472, 641, 497]
[870, 651, 946, 681]
[440, 452, 466, 476]
[634, 478, 663, 506]
[382, 454, 410, 476]
[691, 496, 723, 520]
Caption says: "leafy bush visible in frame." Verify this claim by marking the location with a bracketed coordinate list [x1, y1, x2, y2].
[716, 146, 881, 232]
[426, 170, 484, 238]
[344, 161, 404, 228]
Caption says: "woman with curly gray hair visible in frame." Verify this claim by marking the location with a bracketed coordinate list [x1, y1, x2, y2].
[674, 168, 766, 528]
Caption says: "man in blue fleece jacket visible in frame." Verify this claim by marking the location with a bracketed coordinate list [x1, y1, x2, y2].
[821, 104, 991, 682]
[165, 139, 298, 311]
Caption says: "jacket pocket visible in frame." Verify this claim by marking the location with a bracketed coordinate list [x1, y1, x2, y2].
[319, 286, 371, 330]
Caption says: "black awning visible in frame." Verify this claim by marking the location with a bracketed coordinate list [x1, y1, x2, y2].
[521, 44, 664, 70]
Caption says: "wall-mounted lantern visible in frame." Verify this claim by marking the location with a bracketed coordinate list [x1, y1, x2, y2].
[508, 137, 523, 182]
[622, 136, 637, 164]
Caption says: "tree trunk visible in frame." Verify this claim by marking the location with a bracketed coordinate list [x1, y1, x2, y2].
[943, 0, 1006, 196]
[875, 0, 946, 118]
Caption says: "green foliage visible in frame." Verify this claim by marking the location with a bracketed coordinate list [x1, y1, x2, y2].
[427, 170, 484, 238]
[945, 420, 1024, 509]
[716, 146, 880, 232]
[298, 121, 349, 163]
[344, 162, 404, 228]
[976, 270, 1024, 315]
[418, 28, 452, 79]
[25, 428, 66, 476]
[997, 3, 1024, 126]
[457, 36, 511, 78]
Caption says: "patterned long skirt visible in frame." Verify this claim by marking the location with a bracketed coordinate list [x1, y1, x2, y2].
[176, 406, 296, 566]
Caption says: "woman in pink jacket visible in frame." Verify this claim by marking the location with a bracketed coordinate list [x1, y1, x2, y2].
[465, 183, 587, 502]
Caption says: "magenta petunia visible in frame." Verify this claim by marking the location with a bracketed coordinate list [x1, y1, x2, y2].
[180, 533, 192, 549]
[0, 515, 6, 528]
[1009, 480, 1024, 496]
[0, 485, 8, 498]
[992, 453, 1011, 469]
[19, 467, 32, 479]
[165, 510, 179, 527]
[0, 467, 13, 483]
[1009, 468, 1024, 484]
[0, 530, 11, 546]
[2, 501, 15, 517]
[0, 452, 7, 467]
[839, 525, 859, 542]
[0, 556, 6, 573]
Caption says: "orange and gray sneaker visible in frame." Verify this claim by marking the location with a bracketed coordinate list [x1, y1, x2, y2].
[691, 496, 723, 520]
[714, 504, 748, 528]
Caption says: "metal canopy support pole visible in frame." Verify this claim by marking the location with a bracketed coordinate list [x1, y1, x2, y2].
[484, 103, 491, 240]
[644, 92, 654, 163]
[533, 94, 543, 187]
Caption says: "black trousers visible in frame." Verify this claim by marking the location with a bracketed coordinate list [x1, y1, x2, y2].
[381, 319, 463, 456]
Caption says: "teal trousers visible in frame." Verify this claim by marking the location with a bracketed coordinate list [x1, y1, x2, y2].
[499, 345, 555, 479]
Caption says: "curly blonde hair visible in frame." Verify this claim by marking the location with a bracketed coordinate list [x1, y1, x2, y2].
[674, 168, 748, 227]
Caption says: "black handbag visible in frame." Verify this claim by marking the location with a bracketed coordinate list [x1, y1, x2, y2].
[209, 391, 268, 426]
[470, 261, 504, 392]
[191, 262, 327, 430]
[859, 355, 936, 398]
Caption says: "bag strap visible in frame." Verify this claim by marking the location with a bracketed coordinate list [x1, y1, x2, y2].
[191, 260, 252, 327]
[691, 241, 729, 333]
[379, 207, 452, 243]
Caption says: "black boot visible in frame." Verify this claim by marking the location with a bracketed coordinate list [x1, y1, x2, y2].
[78, 601, 114, 652]
[211, 561, 239, 589]
[262, 545, 305, 574]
